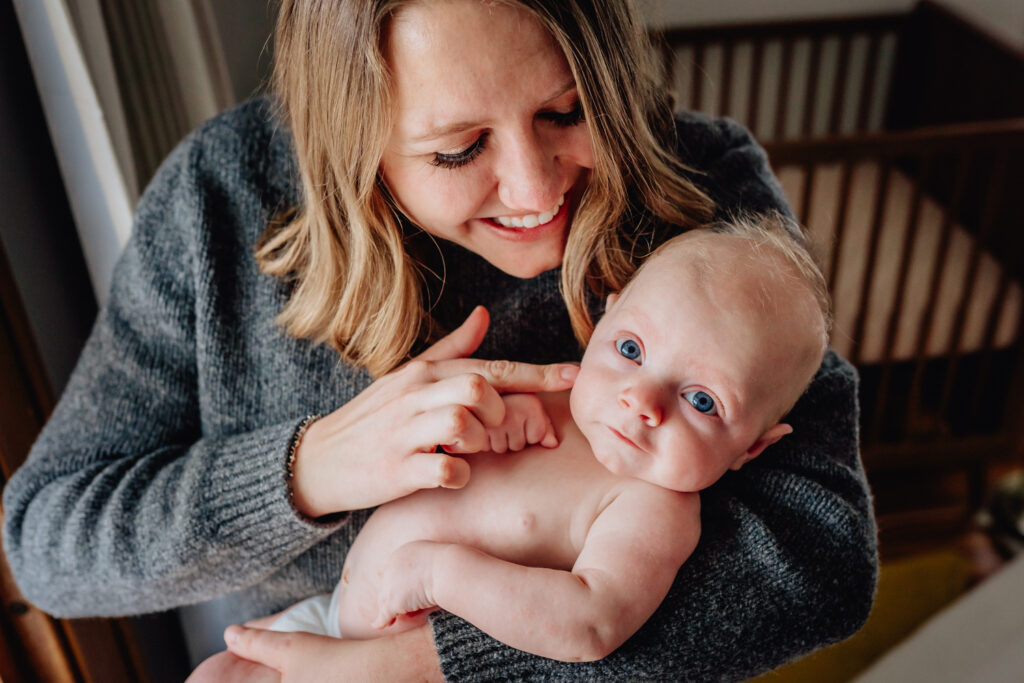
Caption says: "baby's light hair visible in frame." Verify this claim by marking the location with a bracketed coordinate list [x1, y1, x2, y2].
[707, 213, 832, 354]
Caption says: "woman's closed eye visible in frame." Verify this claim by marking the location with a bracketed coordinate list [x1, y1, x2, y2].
[683, 390, 718, 416]
[432, 132, 489, 169]
[538, 101, 585, 128]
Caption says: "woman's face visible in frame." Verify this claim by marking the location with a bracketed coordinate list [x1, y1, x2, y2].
[380, 0, 595, 278]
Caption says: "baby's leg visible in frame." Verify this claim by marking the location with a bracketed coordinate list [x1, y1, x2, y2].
[334, 569, 432, 639]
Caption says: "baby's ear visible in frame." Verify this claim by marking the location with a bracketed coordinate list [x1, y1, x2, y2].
[731, 423, 793, 470]
[605, 292, 619, 310]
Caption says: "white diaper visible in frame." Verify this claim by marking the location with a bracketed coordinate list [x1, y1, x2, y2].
[269, 580, 344, 638]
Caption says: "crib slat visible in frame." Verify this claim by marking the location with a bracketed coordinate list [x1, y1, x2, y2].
[797, 164, 816, 227]
[827, 161, 855, 296]
[964, 152, 1012, 428]
[692, 43, 705, 113]
[802, 37, 822, 136]
[908, 153, 972, 427]
[747, 39, 765, 135]
[660, 39, 676, 91]
[857, 32, 882, 133]
[720, 42, 734, 117]
[999, 306, 1024, 433]
[849, 161, 892, 367]
[937, 150, 1010, 422]
[870, 155, 932, 442]
[972, 270, 1016, 430]
[828, 34, 852, 135]
[774, 38, 794, 140]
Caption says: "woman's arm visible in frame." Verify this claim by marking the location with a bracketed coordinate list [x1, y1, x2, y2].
[1, 103, 577, 620]
[1, 125, 347, 617]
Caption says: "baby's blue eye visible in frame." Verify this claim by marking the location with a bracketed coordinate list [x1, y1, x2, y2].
[684, 390, 717, 415]
[616, 338, 641, 361]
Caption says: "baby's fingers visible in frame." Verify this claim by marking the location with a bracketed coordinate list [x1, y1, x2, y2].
[403, 451, 471, 490]
[526, 410, 558, 448]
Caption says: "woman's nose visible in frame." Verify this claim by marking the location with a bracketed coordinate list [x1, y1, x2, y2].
[496, 130, 563, 212]
[619, 384, 663, 427]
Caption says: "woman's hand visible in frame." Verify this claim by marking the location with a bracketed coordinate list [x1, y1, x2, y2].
[201, 623, 444, 682]
[290, 306, 578, 517]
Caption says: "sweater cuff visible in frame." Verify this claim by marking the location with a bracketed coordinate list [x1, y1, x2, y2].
[198, 418, 348, 564]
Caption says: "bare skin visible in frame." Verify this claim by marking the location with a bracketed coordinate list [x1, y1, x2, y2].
[340, 389, 698, 662]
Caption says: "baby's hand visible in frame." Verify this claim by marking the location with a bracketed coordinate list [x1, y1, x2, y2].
[483, 393, 558, 453]
[372, 541, 442, 630]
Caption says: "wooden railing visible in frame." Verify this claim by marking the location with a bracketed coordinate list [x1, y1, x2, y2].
[768, 120, 1024, 453]
[654, 13, 905, 142]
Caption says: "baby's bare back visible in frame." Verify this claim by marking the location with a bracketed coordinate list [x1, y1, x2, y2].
[335, 392, 629, 638]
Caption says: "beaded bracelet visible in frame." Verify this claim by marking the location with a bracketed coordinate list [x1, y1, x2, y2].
[286, 414, 322, 505]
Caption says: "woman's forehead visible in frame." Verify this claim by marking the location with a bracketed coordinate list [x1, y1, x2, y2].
[384, 0, 572, 127]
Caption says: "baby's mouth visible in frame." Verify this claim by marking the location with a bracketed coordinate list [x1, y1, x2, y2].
[490, 194, 565, 228]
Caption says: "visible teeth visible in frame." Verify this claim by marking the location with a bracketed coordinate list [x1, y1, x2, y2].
[493, 194, 565, 229]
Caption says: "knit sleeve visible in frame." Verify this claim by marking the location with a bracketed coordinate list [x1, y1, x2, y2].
[1, 120, 345, 618]
[428, 116, 877, 681]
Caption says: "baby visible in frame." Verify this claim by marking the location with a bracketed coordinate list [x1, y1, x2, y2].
[271, 215, 831, 662]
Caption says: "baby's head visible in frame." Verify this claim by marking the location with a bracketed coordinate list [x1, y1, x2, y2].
[570, 214, 831, 492]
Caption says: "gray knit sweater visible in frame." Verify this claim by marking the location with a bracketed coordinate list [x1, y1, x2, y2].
[3, 97, 877, 681]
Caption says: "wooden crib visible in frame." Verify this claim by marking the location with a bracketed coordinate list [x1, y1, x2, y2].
[655, 0, 1024, 547]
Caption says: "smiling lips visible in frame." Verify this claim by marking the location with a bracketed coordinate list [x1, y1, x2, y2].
[490, 194, 566, 228]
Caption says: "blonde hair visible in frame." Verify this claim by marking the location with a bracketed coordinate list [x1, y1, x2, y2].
[260, 0, 715, 376]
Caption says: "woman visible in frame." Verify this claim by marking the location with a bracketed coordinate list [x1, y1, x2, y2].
[2, 0, 877, 680]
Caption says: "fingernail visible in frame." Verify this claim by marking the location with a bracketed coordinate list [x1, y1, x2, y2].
[560, 365, 579, 382]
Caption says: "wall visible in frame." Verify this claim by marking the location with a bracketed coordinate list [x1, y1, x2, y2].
[205, 0, 277, 102]
[940, 0, 1023, 50]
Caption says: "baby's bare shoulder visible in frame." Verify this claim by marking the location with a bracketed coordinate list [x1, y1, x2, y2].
[575, 481, 702, 577]
[595, 481, 700, 546]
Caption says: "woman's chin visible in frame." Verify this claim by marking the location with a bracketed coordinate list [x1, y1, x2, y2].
[491, 253, 565, 279]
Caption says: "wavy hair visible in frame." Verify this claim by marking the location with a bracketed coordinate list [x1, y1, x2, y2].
[260, 0, 715, 376]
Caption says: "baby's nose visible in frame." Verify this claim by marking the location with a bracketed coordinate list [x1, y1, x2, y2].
[619, 385, 662, 427]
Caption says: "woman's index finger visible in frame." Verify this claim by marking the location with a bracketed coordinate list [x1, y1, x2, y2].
[439, 358, 579, 394]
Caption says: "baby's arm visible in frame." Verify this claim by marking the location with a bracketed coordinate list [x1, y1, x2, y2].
[373, 486, 699, 661]
[477, 393, 557, 453]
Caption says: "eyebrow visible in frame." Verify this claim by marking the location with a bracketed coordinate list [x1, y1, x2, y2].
[409, 79, 578, 144]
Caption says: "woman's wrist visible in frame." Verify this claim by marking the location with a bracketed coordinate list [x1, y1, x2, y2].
[382, 624, 445, 682]
[286, 414, 326, 518]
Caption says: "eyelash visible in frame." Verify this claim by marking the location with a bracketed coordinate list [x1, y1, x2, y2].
[540, 101, 585, 128]
[430, 101, 585, 170]
[432, 132, 489, 170]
